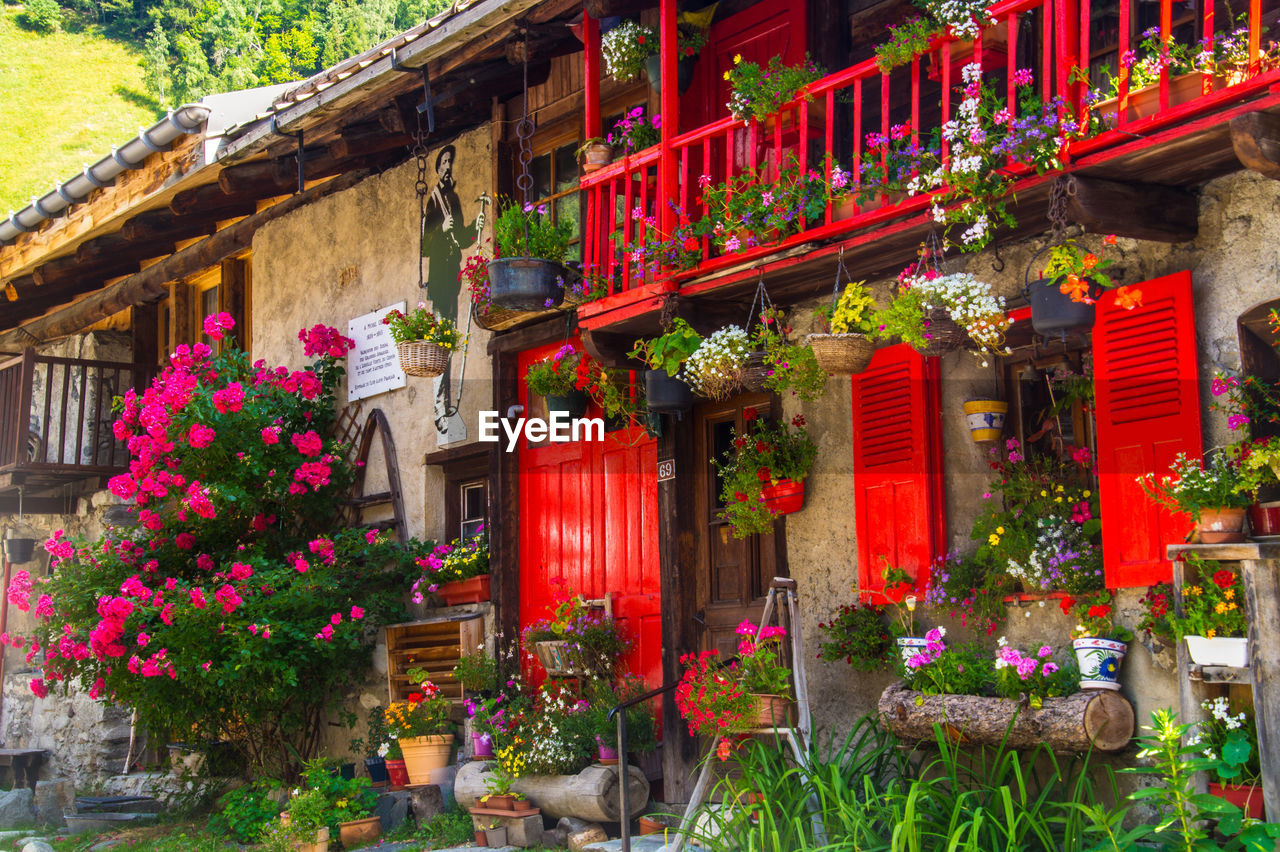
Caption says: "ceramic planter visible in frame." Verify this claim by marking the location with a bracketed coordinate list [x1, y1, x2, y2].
[472, 731, 495, 759]
[1184, 635, 1250, 667]
[484, 826, 508, 847]
[1073, 637, 1127, 690]
[596, 735, 619, 765]
[488, 258, 566, 311]
[644, 368, 693, 412]
[582, 142, 614, 172]
[897, 636, 929, 666]
[1208, 782, 1265, 820]
[1027, 279, 1096, 337]
[748, 693, 792, 728]
[1199, 507, 1247, 544]
[1249, 501, 1280, 536]
[436, 574, 491, 605]
[544, 390, 589, 420]
[963, 400, 1008, 443]
[384, 758, 408, 787]
[400, 734, 453, 784]
[761, 478, 805, 516]
[364, 756, 389, 786]
[338, 816, 381, 848]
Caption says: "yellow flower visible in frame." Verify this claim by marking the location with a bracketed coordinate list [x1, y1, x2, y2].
[723, 71, 731, 81]
[1228, 602, 1238, 611]
[1056, 485, 1064, 492]
[996, 526, 1005, 535]
[1208, 629, 1217, 638]
[1225, 589, 1235, 600]
[733, 53, 742, 64]
[1216, 602, 1228, 614]
[1188, 585, 1202, 596]
[1040, 490, 1048, 497]
[1055, 497, 1063, 503]
[1083, 490, 1092, 498]
[988, 534, 1000, 546]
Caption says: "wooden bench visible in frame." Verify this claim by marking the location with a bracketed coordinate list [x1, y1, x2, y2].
[0, 749, 48, 790]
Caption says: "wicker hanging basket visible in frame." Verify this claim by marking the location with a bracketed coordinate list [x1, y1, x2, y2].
[740, 350, 771, 393]
[805, 332, 874, 375]
[397, 341, 450, 378]
[919, 307, 967, 358]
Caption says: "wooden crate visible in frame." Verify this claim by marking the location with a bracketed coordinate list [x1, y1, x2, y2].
[385, 614, 484, 706]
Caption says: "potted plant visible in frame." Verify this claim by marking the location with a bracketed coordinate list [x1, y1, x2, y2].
[873, 260, 1010, 364]
[1067, 591, 1133, 691]
[1169, 558, 1250, 667]
[752, 306, 827, 401]
[817, 600, 893, 672]
[674, 650, 754, 740]
[724, 53, 823, 124]
[522, 589, 631, 680]
[479, 758, 520, 810]
[489, 199, 574, 311]
[697, 157, 831, 250]
[352, 709, 390, 787]
[807, 278, 877, 375]
[679, 325, 750, 401]
[577, 137, 614, 173]
[263, 789, 330, 852]
[383, 680, 455, 785]
[1023, 237, 1145, 337]
[601, 20, 656, 82]
[483, 819, 508, 847]
[733, 619, 794, 728]
[606, 107, 660, 157]
[1141, 448, 1255, 542]
[1192, 696, 1264, 819]
[585, 676, 656, 765]
[631, 318, 703, 412]
[412, 526, 489, 606]
[382, 302, 464, 378]
[713, 409, 817, 538]
[526, 344, 589, 418]
[875, 561, 927, 665]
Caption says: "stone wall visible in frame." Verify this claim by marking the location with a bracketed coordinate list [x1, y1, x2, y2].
[787, 168, 1277, 739]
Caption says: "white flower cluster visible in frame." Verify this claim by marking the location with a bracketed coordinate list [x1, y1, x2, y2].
[521, 690, 590, 775]
[681, 325, 750, 401]
[912, 271, 1011, 364]
[601, 22, 655, 82]
[928, 0, 996, 39]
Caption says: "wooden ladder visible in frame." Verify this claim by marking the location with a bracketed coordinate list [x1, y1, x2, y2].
[669, 577, 822, 851]
[334, 405, 407, 544]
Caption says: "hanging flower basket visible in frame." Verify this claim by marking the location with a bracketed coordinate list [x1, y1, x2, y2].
[740, 350, 771, 392]
[2, 538, 37, 564]
[644, 369, 694, 412]
[644, 53, 698, 95]
[1027, 279, 1096, 338]
[919, 307, 967, 357]
[805, 332, 874, 375]
[488, 258, 567, 311]
[397, 341, 450, 378]
[963, 399, 1008, 443]
[761, 478, 805, 516]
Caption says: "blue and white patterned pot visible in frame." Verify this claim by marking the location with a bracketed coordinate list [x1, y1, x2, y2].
[897, 636, 930, 667]
[1073, 637, 1127, 690]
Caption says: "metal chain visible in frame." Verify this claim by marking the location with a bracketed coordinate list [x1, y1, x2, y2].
[1047, 175, 1075, 242]
[414, 109, 430, 289]
[747, 269, 774, 331]
[831, 247, 848, 313]
[659, 292, 678, 329]
[513, 31, 535, 252]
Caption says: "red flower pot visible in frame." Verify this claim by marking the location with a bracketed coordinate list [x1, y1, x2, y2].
[761, 478, 805, 516]
[436, 574, 491, 605]
[1209, 782, 1265, 820]
[385, 758, 408, 788]
[1249, 501, 1280, 536]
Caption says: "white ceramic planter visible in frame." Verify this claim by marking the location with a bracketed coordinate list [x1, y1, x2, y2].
[1184, 635, 1250, 667]
[1073, 637, 1127, 690]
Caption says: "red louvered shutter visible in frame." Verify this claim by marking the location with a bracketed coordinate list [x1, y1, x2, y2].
[1094, 270, 1202, 587]
[851, 344, 945, 593]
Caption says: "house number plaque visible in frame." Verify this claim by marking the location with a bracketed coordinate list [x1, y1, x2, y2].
[657, 459, 675, 481]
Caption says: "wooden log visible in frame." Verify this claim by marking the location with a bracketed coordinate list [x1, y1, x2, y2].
[1061, 174, 1198, 243]
[580, 327, 639, 368]
[454, 760, 649, 823]
[1231, 112, 1280, 181]
[0, 170, 370, 346]
[877, 681, 1134, 752]
[121, 209, 218, 243]
[168, 182, 260, 218]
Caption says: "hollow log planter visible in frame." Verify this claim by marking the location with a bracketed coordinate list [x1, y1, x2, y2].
[877, 682, 1135, 752]
[454, 760, 649, 822]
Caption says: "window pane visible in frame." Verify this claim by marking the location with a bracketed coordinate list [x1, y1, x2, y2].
[531, 153, 552, 203]
[462, 482, 487, 521]
[555, 144, 578, 193]
[555, 195, 580, 239]
[461, 519, 484, 540]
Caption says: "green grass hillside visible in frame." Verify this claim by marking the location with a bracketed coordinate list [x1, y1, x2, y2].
[0, 7, 162, 215]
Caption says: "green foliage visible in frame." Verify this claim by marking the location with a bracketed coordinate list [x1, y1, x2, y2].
[874, 16, 938, 72]
[381, 304, 464, 348]
[1142, 449, 1255, 519]
[493, 197, 574, 262]
[816, 280, 877, 335]
[630, 318, 703, 376]
[452, 648, 497, 694]
[525, 345, 581, 397]
[416, 805, 476, 847]
[755, 308, 826, 401]
[1169, 557, 1248, 640]
[725, 53, 823, 122]
[17, 0, 60, 32]
[713, 411, 818, 538]
[299, 758, 377, 831]
[210, 779, 282, 844]
[816, 602, 892, 672]
[699, 158, 831, 246]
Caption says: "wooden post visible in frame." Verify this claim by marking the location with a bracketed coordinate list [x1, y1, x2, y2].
[583, 12, 601, 141]
[657, 0, 678, 251]
[219, 257, 249, 353]
[1243, 557, 1280, 824]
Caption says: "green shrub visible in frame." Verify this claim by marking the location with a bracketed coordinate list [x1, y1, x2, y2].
[210, 779, 282, 844]
[17, 0, 61, 32]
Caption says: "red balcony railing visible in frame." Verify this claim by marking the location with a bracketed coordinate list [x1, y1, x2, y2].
[0, 349, 153, 476]
[580, 0, 1280, 312]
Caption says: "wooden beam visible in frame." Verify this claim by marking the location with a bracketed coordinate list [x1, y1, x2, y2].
[121, 209, 219, 243]
[169, 183, 261, 218]
[32, 235, 172, 289]
[1061, 175, 1198, 243]
[219, 257, 248, 351]
[0, 169, 371, 345]
[328, 122, 413, 161]
[1231, 111, 1280, 181]
[490, 348, 520, 671]
[579, 327, 637, 367]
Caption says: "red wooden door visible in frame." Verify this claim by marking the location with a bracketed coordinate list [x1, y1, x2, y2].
[851, 344, 945, 594]
[1094, 271, 1202, 587]
[517, 343, 662, 688]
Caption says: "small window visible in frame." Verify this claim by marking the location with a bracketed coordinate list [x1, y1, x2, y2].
[526, 140, 583, 261]
[199, 284, 221, 353]
[460, 480, 487, 540]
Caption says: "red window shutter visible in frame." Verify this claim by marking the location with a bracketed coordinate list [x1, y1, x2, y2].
[851, 344, 945, 594]
[1094, 270, 1202, 587]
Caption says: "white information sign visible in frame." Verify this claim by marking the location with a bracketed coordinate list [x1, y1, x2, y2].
[347, 303, 407, 402]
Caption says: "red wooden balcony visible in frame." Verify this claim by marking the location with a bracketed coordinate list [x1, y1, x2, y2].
[0, 349, 154, 512]
[579, 0, 1280, 331]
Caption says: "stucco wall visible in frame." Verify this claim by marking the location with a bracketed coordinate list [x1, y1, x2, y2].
[788, 168, 1278, 741]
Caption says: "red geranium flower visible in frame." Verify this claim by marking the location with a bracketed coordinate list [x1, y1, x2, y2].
[1212, 570, 1237, 589]
[756, 467, 772, 482]
[1086, 605, 1110, 619]
[743, 407, 757, 421]
[1059, 595, 1076, 616]
[407, 692, 424, 704]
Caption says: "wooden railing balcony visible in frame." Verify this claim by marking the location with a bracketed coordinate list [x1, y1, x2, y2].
[0, 348, 154, 490]
[579, 0, 1280, 326]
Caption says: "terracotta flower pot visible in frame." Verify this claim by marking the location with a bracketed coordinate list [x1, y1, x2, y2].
[1209, 782, 1265, 820]
[638, 816, 665, 835]
[384, 758, 408, 788]
[749, 693, 792, 728]
[582, 142, 614, 173]
[474, 829, 488, 846]
[436, 574, 491, 605]
[400, 734, 453, 784]
[338, 816, 382, 848]
[1199, 507, 1247, 544]
[761, 479, 805, 516]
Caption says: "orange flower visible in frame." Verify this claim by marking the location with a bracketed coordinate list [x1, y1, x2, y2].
[1081, 253, 1098, 269]
[1103, 234, 1117, 245]
[1059, 274, 1090, 303]
[1115, 287, 1143, 310]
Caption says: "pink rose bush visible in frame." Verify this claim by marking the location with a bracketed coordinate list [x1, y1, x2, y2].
[9, 317, 433, 775]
